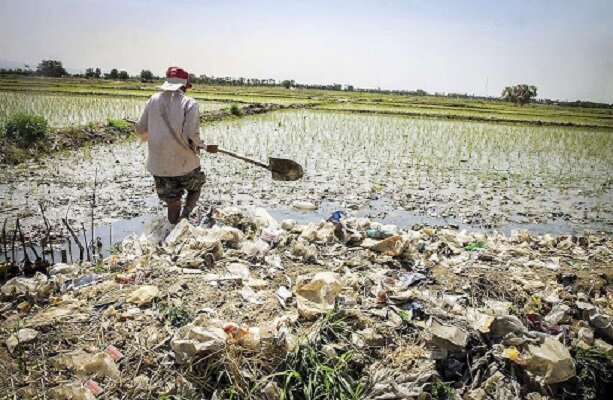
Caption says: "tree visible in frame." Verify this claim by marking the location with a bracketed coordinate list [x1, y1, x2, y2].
[140, 69, 154, 82]
[188, 73, 199, 84]
[501, 84, 538, 105]
[36, 59, 67, 77]
[107, 68, 119, 80]
[281, 79, 292, 89]
[85, 67, 102, 79]
[118, 70, 129, 80]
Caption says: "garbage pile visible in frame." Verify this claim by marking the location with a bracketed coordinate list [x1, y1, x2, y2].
[1, 207, 612, 399]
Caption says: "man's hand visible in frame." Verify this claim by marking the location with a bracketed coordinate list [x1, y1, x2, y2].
[205, 144, 219, 153]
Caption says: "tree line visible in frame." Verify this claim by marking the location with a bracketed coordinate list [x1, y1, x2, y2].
[0, 60, 355, 90]
[1, 59, 610, 108]
[0, 60, 158, 83]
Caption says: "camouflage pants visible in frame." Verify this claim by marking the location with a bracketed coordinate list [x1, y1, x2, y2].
[153, 167, 206, 203]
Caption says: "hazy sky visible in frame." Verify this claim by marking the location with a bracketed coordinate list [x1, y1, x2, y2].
[1, 0, 611, 102]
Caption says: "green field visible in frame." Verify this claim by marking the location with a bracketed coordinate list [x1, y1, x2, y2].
[1, 76, 612, 128]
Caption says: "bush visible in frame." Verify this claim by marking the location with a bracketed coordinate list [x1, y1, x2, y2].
[229, 103, 242, 116]
[3, 112, 49, 146]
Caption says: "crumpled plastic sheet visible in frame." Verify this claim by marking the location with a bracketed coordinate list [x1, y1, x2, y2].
[26, 299, 89, 328]
[241, 239, 270, 259]
[51, 350, 120, 379]
[170, 316, 229, 364]
[77, 352, 121, 379]
[126, 285, 160, 306]
[121, 234, 157, 258]
[1, 272, 52, 298]
[300, 221, 337, 243]
[295, 272, 341, 319]
[289, 239, 317, 262]
[170, 315, 287, 364]
[525, 336, 576, 384]
[428, 318, 469, 355]
[171, 220, 225, 252]
[368, 361, 437, 399]
[6, 328, 39, 353]
[50, 381, 96, 400]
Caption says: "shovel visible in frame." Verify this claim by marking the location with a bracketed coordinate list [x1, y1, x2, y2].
[124, 119, 303, 181]
[205, 145, 303, 181]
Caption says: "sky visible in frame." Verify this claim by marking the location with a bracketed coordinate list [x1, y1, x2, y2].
[0, 0, 611, 102]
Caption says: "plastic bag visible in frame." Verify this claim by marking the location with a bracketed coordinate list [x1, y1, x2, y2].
[525, 336, 575, 384]
[171, 318, 228, 364]
[241, 239, 270, 259]
[1, 272, 51, 298]
[295, 272, 341, 319]
[126, 285, 160, 306]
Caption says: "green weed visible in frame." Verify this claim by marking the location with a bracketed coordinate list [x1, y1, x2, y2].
[562, 346, 613, 400]
[229, 103, 242, 116]
[274, 305, 369, 400]
[107, 118, 132, 133]
[156, 302, 192, 328]
[431, 379, 456, 400]
[109, 242, 122, 255]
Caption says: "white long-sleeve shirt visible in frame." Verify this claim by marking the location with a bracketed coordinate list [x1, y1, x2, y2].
[136, 90, 203, 177]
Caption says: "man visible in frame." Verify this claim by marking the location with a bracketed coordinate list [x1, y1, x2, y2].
[136, 66, 217, 224]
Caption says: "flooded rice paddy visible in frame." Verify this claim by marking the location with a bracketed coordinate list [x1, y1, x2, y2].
[1, 109, 611, 257]
[0, 92, 229, 126]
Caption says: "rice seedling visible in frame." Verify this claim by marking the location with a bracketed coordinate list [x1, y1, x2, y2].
[0, 107, 611, 239]
[0, 92, 228, 127]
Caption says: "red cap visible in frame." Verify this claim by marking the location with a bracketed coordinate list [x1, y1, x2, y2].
[166, 66, 192, 88]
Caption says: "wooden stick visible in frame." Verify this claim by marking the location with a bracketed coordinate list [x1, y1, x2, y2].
[11, 226, 17, 263]
[91, 168, 97, 256]
[67, 238, 73, 264]
[1, 218, 7, 262]
[29, 241, 40, 260]
[17, 218, 36, 275]
[63, 219, 84, 262]
[41, 236, 47, 263]
[82, 223, 90, 262]
[217, 148, 270, 169]
[39, 203, 55, 264]
[16, 219, 30, 262]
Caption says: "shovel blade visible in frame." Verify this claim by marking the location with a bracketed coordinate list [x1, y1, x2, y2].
[269, 158, 304, 181]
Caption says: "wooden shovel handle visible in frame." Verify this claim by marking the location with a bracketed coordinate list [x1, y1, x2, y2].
[216, 148, 270, 169]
